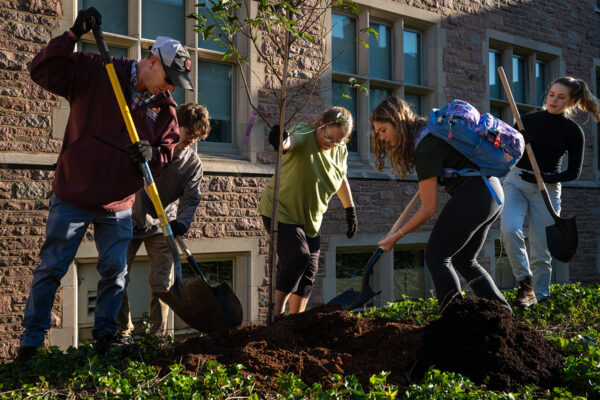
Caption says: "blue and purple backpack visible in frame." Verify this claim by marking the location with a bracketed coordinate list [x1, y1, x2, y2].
[414, 99, 525, 204]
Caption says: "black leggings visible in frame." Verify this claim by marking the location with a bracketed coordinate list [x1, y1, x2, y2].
[425, 177, 511, 312]
[262, 216, 321, 298]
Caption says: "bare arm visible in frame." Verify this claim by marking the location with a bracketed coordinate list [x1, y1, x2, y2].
[378, 177, 437, 251]
[336, 177, 354, 208]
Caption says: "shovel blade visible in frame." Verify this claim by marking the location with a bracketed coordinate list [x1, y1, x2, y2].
[210, 282, 243, 328]
[157, 277, 222, 333]
[546, 216, 578, 262]
[328, 288, 360, 308]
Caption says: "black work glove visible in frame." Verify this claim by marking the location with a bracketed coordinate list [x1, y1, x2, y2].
[520, 170, 560, 184]
[169, 220, 188, 236]
[519, 170, 538, 184]
[268, 124, 290, 151]
[70, 7, 102, 38]
[127, 140, 153, 164]
[345, 207, 357, 238]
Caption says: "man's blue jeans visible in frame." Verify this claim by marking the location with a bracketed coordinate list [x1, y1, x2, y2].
[500, 168, 561, 300]
[20, 194, 132, 347]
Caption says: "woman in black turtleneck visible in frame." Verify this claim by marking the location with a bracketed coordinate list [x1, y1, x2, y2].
[501, 77, 600, 307]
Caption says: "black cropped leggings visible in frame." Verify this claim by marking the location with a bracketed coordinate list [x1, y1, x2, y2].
[262, 216, 321, 298]
[425, 177, 511, 312]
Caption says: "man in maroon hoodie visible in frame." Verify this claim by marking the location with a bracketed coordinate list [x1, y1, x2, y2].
[17, 7, 193, 362]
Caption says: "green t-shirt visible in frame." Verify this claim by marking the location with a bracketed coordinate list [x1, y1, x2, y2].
[259, 123, 348, 237]
[414, 135, 478, 195]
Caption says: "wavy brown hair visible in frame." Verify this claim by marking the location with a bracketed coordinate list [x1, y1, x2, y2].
[546, 76, 600, 123]
[176, 103, 211, 140]
[370, 96, 427, 177]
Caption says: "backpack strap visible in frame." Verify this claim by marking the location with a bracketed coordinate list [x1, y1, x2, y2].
[442, 168, 502, 206]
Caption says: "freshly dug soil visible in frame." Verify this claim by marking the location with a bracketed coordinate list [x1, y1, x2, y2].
[414, 298, 564, 391]
[164, 298, 563, 394]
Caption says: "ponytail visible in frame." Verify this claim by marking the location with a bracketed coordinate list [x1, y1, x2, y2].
[550, 76, 600, 123]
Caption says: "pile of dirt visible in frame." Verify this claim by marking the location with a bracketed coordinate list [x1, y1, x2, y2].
[163, 298, 564, 394]
[414, 298, 564, 391]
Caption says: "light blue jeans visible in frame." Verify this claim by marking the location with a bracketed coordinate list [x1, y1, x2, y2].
[20, 194, 132, 347]
[500, 168, 561, 300]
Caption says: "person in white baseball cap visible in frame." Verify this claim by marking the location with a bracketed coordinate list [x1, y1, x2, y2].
[151, 36, 194, 90]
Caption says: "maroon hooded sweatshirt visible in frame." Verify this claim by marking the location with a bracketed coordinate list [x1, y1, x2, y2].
[30, 32, 179, 212]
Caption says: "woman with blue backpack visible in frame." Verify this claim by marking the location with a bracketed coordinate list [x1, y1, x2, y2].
[370, 96, 512, 313]
[501, 76, 600, 307]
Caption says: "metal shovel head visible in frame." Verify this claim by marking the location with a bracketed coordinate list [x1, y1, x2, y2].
[546, 216, 578, 262]
[156, 277, 222, 333]
[210, 282, 243, 328]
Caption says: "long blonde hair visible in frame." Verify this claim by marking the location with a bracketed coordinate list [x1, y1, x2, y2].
[546, 76, 600, 123]
[370, 96, 427, 177]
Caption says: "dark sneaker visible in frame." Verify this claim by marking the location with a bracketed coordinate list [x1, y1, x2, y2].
[94, 333, 139, 357]
[513, 276, 537, 307]
[15, 346, 40, 365]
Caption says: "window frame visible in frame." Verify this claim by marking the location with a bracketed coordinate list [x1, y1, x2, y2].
[72, 0, 257, 160]
[485, 30, 563, 121]
[328, 3, 441, 168]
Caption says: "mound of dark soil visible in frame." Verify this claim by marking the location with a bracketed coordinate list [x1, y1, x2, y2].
[414, 298, 564, 391]
[163, 298, 563, 394]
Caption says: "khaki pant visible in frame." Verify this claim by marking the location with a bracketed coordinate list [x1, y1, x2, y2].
[117, 234, 173, 336]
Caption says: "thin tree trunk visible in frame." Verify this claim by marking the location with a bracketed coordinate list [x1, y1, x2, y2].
[267, 11, 292, 324]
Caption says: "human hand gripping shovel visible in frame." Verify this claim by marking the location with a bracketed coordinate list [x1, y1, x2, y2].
[497, 66, 578, 262]
[329, 192, 420, 310]
[92, 25, 222, 332]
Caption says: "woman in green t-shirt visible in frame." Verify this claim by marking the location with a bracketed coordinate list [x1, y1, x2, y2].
[370, 96, 510, 313]
[260, 107, 358, 317]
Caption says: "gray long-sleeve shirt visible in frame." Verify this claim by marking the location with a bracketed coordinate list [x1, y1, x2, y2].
[131, 147, 203, 239]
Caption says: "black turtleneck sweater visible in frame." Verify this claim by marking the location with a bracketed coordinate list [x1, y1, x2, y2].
[516, 110, 584, 183]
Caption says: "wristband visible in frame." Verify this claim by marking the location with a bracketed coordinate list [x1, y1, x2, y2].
[398, 228, 405, 239]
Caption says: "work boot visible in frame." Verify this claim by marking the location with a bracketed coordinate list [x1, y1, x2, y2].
[513, 276, 537, 307]
[15, 345, 40, 366]
[94, 332, 140, 357]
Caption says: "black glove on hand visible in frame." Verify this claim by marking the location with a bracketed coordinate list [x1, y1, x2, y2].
[169, 220, 188, 236]
[70, 7, 102, 38]
[268, 125, 290, 151]
[127, 140, 153, 164]
[519, 170, 537, 184]
[345, 207, 358, 238]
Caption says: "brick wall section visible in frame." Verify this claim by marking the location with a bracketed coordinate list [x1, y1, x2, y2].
[1, 0, 600, 362]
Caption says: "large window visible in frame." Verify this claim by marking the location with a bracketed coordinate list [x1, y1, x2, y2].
[331, 7, 437, 163]
[77, 0, 237, 150]
[487, 36, 558, 118]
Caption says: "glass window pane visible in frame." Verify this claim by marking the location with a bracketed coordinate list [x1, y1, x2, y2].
[393, 246, 425, 300]
[369, 23, 391, 81]
[336, 251, 375, 307]
[490, 106, 503, 119]
[82, 0, 128, 35]
[403, 30, 420, 85]
[332, 13, 356, 74]
[512, 56, 526, 103]
[197, 5, 227, 52]
[404, 92, 422, 116]
[198, 60, 232, 143]
[332, 80, 357, 152]
[171, 87, 185, 106]
[81, 42, 128, 59]
[536, 61, 547, 107]
[369, 87, 391, 112]
[142, 0, 185, 43]
[489, 50, 501, 99]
